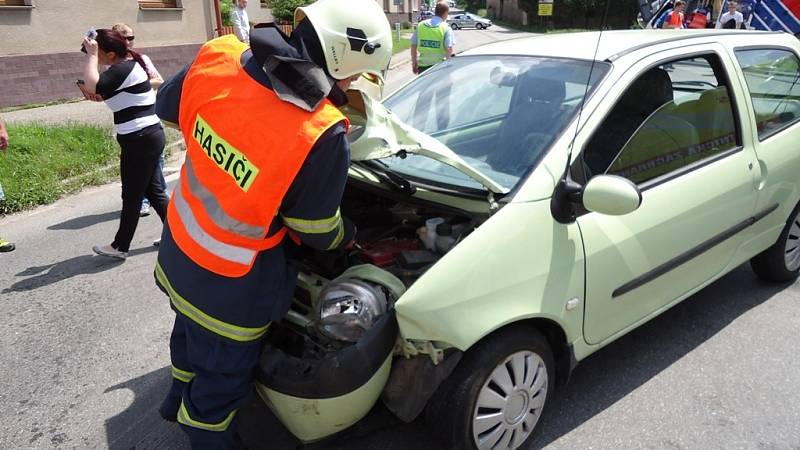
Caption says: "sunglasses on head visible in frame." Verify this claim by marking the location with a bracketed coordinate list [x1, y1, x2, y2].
[125, 36, 135, 41]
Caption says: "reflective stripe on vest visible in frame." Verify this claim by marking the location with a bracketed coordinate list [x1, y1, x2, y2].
[417, 22, 448, 67]
[155, 263, 271, 342]
[171, 35, 348, 278]
[177, 401, 236, 432]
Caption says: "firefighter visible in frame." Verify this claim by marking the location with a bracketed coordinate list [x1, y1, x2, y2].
[152, 0, 392, 447]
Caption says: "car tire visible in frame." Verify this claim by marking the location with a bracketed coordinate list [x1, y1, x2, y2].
[476, 23, 484, 29]
[425, 326, 555, 450]
[750, 201, 800, 283]
[451, 23, 459, 30]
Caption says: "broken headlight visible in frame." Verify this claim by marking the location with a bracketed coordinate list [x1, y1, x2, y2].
[315, 278, 388, 343]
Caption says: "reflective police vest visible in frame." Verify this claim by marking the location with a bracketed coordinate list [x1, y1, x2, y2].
[417, 21, 449, 67]
[170, 35, 348, 278]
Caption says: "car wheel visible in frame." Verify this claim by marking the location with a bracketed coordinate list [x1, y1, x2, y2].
[426, 326, 554, 450]
[476, 23, 485, 29]
[451, 23, 459, 30]
[751, 201, 800, 282]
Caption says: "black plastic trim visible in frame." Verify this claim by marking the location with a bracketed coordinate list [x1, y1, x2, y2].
[612, 203, 779, 298]
[256, 310, 398, 399]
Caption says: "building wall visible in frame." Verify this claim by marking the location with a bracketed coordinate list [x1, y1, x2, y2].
[0, 0, 215, 56]
[0, 0, 217, 108]
[0, 43, 201, 108]
[244, 1, 273, 24]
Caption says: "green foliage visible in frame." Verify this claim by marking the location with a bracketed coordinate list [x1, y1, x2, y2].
[401, 21, 412, 29]
[460, 0, 486, 13]
[271, 0, 313, 22]
[477, 8, 487, 17]
[392, 32, 412, 55]
[221, 0, 234, 26]
[0, 123, 119, 214]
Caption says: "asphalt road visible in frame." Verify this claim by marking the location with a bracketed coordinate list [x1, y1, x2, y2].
[3, 26, 800, 450]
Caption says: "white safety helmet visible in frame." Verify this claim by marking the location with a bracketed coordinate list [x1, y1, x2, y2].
[295, 0, 393, 84]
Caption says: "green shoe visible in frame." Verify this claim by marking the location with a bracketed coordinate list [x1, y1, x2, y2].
[0, 238, 15, 253]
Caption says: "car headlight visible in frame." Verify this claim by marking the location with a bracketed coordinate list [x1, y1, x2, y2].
[315, 278, 389, 342]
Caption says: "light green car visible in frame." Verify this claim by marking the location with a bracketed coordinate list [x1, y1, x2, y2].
[255, 30, 800, 449]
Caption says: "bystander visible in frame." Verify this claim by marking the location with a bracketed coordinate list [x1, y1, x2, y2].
[232, 0, 250, 43]
[662, 0, 686, 29]
[0, 116, 14, 253]
[716, 1, 745, 29]
[411, 1, 455, 74]
[80, 29, 169, 260]
[112, 22, 167, 219]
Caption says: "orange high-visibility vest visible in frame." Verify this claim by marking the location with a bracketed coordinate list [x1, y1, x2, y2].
[170, 35, 348, 277]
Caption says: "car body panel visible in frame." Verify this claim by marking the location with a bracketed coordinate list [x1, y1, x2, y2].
[395, 199, 586, 350]
[573, 43, 761, 344]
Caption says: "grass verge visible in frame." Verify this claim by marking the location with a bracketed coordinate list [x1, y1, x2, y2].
[0, 97, 83, 114]
[0, 122, 120, 214]
[493, 19, 589, 34]
[393, 32, 413, 55]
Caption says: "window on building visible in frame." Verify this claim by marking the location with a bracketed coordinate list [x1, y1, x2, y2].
[735, 48, 800, 140]
[138, 0, 179, 8]
[582, 54, 739, 185]
[0, 1, 28, 6]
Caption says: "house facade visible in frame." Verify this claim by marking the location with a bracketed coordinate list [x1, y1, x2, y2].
[0, 0, 273, 108]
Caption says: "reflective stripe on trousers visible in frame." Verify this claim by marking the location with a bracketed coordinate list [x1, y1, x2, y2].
[171, 364, 195, 383]
[155, 263, 270, 342]
[178, 401, 237, 432]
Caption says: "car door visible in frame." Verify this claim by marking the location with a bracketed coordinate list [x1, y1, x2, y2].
[576, 46, 760, 345]
[464, 14, 477, 27]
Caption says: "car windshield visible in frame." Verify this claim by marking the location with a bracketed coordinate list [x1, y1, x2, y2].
[382, 56, 610, 191]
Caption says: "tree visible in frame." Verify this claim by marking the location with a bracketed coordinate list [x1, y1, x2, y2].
[270, 0, 314, 22]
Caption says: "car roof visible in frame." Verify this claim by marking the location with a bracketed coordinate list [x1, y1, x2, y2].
[461, 29, 790, 61]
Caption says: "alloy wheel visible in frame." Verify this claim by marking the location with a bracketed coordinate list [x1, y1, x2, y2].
[785, 210, 800, 271]
[471, 351, 548, 450]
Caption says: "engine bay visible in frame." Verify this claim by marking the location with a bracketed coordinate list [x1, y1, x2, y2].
[264, 179, 483, 361]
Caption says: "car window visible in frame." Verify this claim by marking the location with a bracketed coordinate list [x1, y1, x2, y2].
[582, 54, 739, 185]
[735, 48, 800, 140]
[383, 56, 609, 190]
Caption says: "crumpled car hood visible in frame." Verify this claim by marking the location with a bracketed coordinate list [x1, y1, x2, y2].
[341, 89, 508, 194]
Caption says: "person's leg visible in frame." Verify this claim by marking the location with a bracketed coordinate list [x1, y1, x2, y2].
[0, 182, 12, 252]
[178, 320, 263, 450]
[161, 314, 191, 422]
[110, 130, 160, 252]
[142, 128, 169, 222]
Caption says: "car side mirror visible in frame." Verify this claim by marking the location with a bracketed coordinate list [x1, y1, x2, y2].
[582, 175, 642, 216]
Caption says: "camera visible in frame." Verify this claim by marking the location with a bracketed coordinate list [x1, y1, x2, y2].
[80, 27, 97, 54]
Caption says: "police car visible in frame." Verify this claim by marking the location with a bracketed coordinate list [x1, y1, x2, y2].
[256, 30, 800, 449]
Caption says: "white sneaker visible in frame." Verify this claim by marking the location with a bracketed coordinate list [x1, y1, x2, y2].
[139, 204, 151, 217]
[93, 244, 128, 260]
[153, 239, 161, 247]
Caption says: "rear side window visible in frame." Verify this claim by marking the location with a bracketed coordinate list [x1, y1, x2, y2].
[735, 48, 800, 140]
[582, 54, 739, 185]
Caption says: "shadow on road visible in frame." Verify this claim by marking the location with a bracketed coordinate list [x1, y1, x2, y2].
[47, 211, 120, 230]
[3, 246, 158, 293]
[104, 366, 187, 450]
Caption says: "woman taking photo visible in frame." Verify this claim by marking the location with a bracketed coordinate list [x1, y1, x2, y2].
[81, 29, 168, 260]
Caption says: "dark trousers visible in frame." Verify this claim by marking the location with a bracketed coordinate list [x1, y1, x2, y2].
[164, 314, 262, 449]
[112, 124, 169, 252]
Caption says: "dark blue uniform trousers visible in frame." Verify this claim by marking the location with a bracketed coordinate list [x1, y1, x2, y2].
[163, 314, 263, 449]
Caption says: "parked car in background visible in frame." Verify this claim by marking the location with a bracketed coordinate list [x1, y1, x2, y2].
[448, 12, 492, 29]
[255, 30, 800, 450]
[419, 10, 434, 22]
